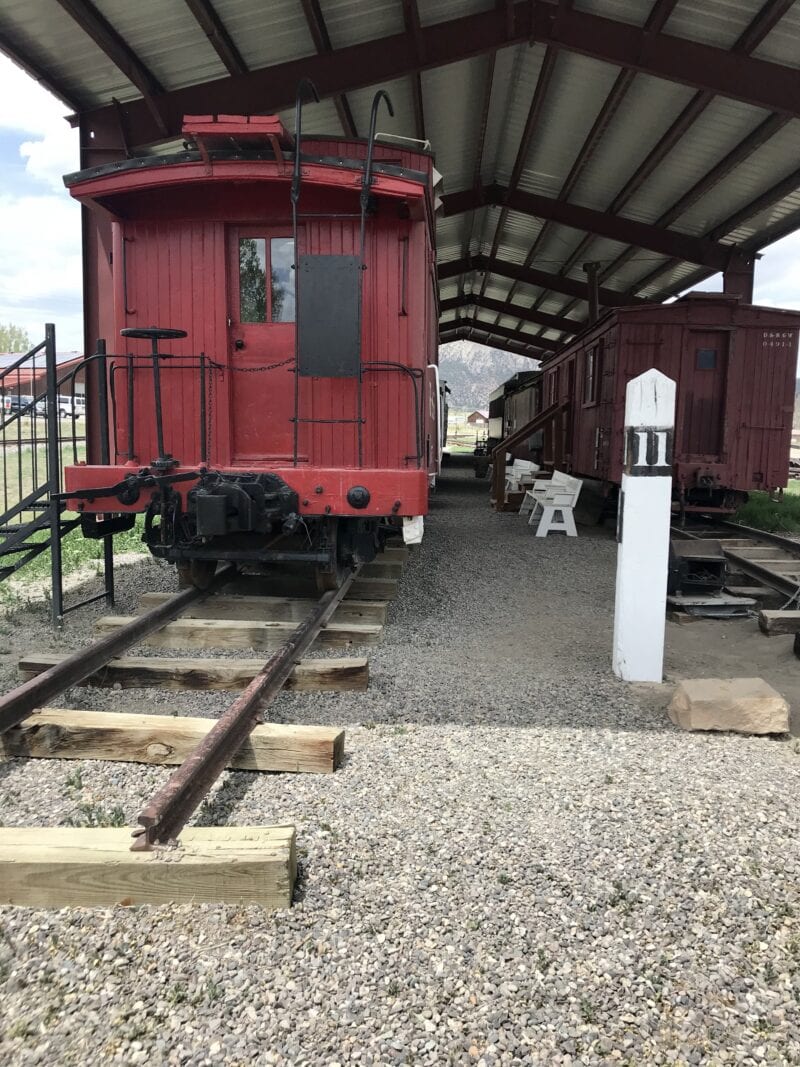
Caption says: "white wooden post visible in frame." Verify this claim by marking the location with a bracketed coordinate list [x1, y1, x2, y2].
[612, 369, 676, 683]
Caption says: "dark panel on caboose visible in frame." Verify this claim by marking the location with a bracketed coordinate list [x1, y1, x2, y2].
[297, 256, 361, 377]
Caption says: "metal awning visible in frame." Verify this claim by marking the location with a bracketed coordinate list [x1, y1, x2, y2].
[2, 0, 799, 358]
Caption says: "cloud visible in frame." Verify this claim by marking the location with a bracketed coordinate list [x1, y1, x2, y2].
[0, 55, 82, 348]
[754, 231, 800, 311]
[0, 54, 72, 137]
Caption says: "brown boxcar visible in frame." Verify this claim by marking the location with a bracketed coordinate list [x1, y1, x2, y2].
[500, 293, 800, 511]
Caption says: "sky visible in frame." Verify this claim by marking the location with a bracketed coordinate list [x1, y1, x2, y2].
[0, 52, 798, 353]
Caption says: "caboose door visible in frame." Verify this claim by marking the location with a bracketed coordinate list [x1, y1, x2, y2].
[227, 228, 297, 463]
[679, 329, 730, 459]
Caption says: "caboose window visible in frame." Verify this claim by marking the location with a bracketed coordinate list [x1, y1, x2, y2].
[238, 237, 296, 323]
[239, 238, 267, 322]
[270, 238, 295, 322]
[697, 348, 717, 369]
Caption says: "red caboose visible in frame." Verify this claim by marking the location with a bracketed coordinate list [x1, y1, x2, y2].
[63, 92, 442, 586]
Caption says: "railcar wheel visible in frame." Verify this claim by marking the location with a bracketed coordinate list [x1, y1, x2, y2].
[314, 555, 348, 592]
[314, 520, 350, 592]
[177, 560, 218, 590]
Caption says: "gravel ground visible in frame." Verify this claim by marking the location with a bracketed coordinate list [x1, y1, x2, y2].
[2, 462, 800, 1065]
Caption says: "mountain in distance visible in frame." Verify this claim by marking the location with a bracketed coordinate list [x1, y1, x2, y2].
[438, 340, 537, 410]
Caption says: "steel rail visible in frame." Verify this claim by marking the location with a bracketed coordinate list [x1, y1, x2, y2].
[671, 520, 800, 599]
[131, 564, 362, 850]
[0, 565, 236, 734]
[718, 519, 800, 556]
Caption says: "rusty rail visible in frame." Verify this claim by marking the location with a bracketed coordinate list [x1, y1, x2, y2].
[131, 565, 361, 850]
[0, 566, 236, 734]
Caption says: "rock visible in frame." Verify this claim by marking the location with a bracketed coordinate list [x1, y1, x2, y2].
[668, 678, 789, 734]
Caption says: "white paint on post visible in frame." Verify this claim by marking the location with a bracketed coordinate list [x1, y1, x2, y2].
[612, 369, 676, 683]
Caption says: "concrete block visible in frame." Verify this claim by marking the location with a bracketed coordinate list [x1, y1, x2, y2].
[668, 677, 789, 735]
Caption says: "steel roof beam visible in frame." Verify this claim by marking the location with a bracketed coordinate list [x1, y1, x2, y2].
[299, 0, 358, 138]
[439, 328, 543, 361]
[495, 0, 679, 328]
[626, 163, 800, 297]
[74, 2, 800, 148]
[440, 293, 579, 334]
[442, 184, 736, 269]
[438, 255, 651, 306]
[477, 44, 558, 307]
[439, 323, 549, 360]
[183, 0, 248, 77]
[54, 0, 168, 137]
[401, 0, 426, 142]
[544, 0, 795, 324]
[457, 319, 559, 351]
[455, 50, 497, 299]
[589, 110, 790, 293]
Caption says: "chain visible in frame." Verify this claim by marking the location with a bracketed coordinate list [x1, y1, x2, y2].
[207, 359, 214, 462]
[204, 357, 296, 462]
[206, 357, 295, 374]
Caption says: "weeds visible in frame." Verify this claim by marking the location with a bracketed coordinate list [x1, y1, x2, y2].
[64, 767, 84, 792]
[65, 802, 127, 828]
[734, 481, 800, 533]
[5, 1019, 36, 1040]
[579, 997, 597, 1024]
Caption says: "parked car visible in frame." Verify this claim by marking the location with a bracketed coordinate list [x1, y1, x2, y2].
[53, 394, 86, 419]
[2, 394, 35, 415]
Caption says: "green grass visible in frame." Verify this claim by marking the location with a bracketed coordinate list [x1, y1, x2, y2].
[0, 517, 147, 603]
[14, 517, 147, 583]
[733, 480, 800, 533]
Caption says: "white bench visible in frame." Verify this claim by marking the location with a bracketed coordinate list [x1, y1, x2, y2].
[504, 458, 540, 494]
[520, 470, 583, 537]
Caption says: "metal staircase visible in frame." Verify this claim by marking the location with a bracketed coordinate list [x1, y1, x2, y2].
[0, 325, 114, 625]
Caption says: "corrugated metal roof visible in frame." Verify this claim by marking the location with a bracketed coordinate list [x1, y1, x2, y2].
[94, 0, 228, 91]
[621, 97, 771, 227]
[0, 0, 799, 356]
[212, 0, 314, 69]
[322, 0, 405, 48]
[565, 76, 698, 211]
[1, 0, 135, 106]
[417, 0, 493, 26]
[663, 0, 764, 49]
[516, 52, 622, 200]
[572, 0, 651, 28]
[753, 4, 800, 67]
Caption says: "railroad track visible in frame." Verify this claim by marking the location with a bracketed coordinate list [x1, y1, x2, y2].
[671, 520, 800, 602]
[0, 547, 406, 906]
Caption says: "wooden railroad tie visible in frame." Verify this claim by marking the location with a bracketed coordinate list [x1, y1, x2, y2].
[0, 825, 296, 908]
[19, 653, 369, 692]
[3, 709, 344, 774]
[93, 615, 383, 651]
[758, 610, 800, 636]
[138, 592, 388, 626]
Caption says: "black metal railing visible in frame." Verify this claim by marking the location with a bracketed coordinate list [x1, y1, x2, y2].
[108, 351, 424, 470]
[0, 326, 115, 626]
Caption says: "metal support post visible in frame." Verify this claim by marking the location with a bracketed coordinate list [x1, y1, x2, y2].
[96, 338, 115, 607]
[45, 324, 63, 628]
[612, 369, 676, 682]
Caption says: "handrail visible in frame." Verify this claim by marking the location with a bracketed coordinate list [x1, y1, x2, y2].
[491, 399, 568, 505]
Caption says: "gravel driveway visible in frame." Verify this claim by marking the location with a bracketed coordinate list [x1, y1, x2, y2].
[2, 462, 800, 1065]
